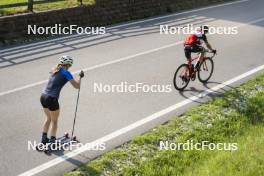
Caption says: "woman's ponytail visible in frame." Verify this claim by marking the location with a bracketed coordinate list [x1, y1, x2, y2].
[50, 64, 62, 75]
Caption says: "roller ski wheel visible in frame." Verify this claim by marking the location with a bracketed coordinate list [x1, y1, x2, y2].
[72, 136, 77, 141]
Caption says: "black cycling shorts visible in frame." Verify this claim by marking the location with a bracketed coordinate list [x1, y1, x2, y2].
[184, 45, 204, 59]
[40, 94, 60, 111]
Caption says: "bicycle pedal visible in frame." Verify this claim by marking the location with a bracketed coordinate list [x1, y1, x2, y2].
[191, 74, 196, 81]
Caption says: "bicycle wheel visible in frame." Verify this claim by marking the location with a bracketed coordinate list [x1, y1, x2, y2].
[198, 57, 214, 83]
[173, 64, 190, 91]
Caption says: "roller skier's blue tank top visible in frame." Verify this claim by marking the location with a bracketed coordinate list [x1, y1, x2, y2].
[43, 68, 73, 99]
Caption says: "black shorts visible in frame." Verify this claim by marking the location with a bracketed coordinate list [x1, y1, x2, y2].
[40, 94, 59, 111]
[184, 45, 204, 59]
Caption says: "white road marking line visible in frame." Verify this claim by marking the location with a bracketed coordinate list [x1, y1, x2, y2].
[18, 64, 264, 176]
[81, 42, 179, 72]
[0, 0, 249, 53]
[0, 42, 180, 97]
[2, 13, 264, 97]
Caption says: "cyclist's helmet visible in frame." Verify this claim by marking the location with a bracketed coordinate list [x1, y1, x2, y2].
[59, 55, 73, 66]
[200, 25, 209, 34]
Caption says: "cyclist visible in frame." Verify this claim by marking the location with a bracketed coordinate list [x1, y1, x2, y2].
[184, 25, 216, 71]
[39, 55, 84, 147]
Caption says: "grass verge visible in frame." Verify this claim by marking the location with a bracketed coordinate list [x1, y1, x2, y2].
[0, 0, 95, 16]
[66, 73, 264, 176]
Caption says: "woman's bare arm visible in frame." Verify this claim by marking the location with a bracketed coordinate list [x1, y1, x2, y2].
[69, 78, 81, 89]
[69, 71, 84, 89]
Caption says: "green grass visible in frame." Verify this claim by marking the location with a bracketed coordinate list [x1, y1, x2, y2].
[66, 73, 264, 176]
[0, 0, 95, 16]
[0, 0, 28, 5]
[185, 125, 264, 176]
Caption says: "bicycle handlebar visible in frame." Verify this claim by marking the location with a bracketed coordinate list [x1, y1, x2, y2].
[204, 49, 217, 57]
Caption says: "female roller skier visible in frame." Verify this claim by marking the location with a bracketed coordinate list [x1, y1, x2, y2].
[39, 55, 84, 148]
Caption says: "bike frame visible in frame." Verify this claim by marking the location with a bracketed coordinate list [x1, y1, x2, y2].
[181, 50, 214, 78]
[188, 53, 201, 65]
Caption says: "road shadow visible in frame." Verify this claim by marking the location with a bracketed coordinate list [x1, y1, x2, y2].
[1, 0, 263, 69]
[197, 0, 264, 28]
[178, 81, 242, 104]
[0, 14, 216, 69]
[179, 86, 206, 104]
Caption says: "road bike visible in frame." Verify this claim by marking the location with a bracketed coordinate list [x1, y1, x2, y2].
[173, 50, 216, 91]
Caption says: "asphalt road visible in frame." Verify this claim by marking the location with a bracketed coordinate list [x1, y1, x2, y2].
[0, 0, 264, 175]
